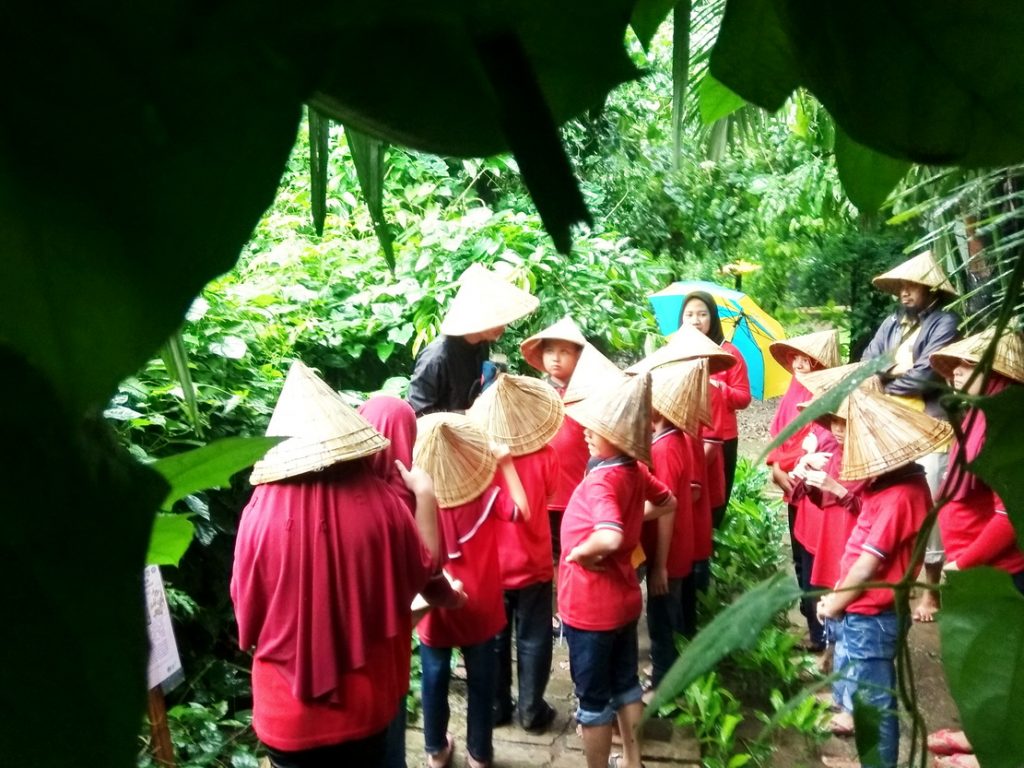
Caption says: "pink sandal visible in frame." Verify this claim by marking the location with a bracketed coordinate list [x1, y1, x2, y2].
[933, 754, 979, 768]
[927, 729, 972, 756]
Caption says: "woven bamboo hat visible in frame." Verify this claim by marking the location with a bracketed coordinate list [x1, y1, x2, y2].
[413, 412, 498, 507]
[769, 329, 840, 370]
[249, 361, 389, 485]
[872, 251, 958, 297]
[439, 263, 539, 336]
[796, 362, 882, 398]
[520, 315, 587, 372]
[628, 324, 737, 376]
[566, 372, 653, 465]
[840, 388, 954, 481]
[563, 342, 625, 404]
[930, 327, 1024, 384]
[467, 373, 565, 456]
[651, 359, 707, 437]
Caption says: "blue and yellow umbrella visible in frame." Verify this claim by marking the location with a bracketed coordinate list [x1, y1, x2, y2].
[648, 280, 790, 400]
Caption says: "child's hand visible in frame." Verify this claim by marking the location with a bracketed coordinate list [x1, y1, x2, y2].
[490, 442, 512, 464]
[565, 546, 606, 572]
[648, 567, 669, 596]
[395, 460, 434, 497]
[448, 578, 468, 610]
[818, 593, 843, 620]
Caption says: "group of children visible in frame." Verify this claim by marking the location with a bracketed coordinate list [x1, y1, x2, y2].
[231, 257, 1024, 768]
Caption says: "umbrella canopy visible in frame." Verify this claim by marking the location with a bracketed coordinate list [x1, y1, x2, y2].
[648, 279, 790, 399]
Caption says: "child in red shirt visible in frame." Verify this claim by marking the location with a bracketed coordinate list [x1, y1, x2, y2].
[520, 316, 589, 566]
[816, 389, 952, 768]
[468, 373, 564, 732]
[413, 413, 531, 768]
[636, 357, 706, 690]
[560, 373, 675, 768]
[766, 330, 840, 651]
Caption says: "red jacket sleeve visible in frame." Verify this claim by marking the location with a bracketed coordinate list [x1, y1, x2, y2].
[956, 494, 1021, 569]
[720, 343, 752, 411]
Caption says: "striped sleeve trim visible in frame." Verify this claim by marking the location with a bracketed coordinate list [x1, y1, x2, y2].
[862, 543, 888, 560]
[594, 521, 624, 533]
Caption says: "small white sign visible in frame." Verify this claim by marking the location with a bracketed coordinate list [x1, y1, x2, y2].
[145, 565, 183, 690]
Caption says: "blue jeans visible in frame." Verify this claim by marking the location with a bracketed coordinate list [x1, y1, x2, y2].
[833, 612, 901, 768]
[563, 620, 643, 727]
[646, 577, 684, 687]
[495, 581, 554, 728]
[420, 637, 498, 763]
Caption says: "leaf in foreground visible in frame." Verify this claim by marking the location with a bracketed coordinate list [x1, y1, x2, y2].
[938, 568, 1024, 768]
[644, 572, 801, 716]
[152, 436, 283, 510]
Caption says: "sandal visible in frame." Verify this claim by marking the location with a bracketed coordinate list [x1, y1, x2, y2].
[934, 755, 980, 768]
[927, 729, 972, 756]
[427, 733, 455, 768]
[608, 755, 645, 768]
[825, 711, 855, 737]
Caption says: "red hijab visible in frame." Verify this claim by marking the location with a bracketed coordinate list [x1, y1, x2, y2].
[943, 375, 1011, 501]
[358, 395, 417, 512]
[231, 461, 430, 704]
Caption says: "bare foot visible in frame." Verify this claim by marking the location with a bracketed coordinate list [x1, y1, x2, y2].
[427, 733, 455, 768]
[913, 592, 940, 622]
[825, 710, 854, 737]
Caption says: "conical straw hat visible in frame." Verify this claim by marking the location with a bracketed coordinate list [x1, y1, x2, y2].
[413, 412, 498, 507]
[566, 372, 653, 465]
[468, 373, 565, 456]
[872, 251, 958, 297]
[796, 362, 882, 399]
[769, 329, 840, 370]
[627, 324, 736, 376]
[930, 327, 1024, 384]
[519, 315, 587, 372]
[250, 361, 389, 485]
[651, 359, 706, 437]
[439, 263, 539, 336]
[840, 388, 954, 481]
[563, 342, 625, 404]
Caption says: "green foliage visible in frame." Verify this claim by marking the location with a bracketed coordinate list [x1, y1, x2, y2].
[139, 661, 259, 768]
[712, 2, 1024, 169]
[939, 568, 1024, 768]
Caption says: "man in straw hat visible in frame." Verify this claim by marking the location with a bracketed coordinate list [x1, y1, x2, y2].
[232, 362, 463, 768]
[408, 263, 539, 417]
[559, 373, 676, 768]
[862, 249, 960, 623]
[815, 387, 953, 768]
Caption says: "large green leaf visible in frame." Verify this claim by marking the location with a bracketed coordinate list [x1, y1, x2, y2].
[309, 107, 331, 237]
[147, 514, 197, 567]
[698, 73, 747, 126]
[671, 1, 692, 169]
[160, 330, 202, 437]
[709, 0, 799, 113]
[0, 5, 306, 415]
[151, 436, 283, 510]
[1, 352, 167, 768]
[969, 387, 1024, 550]
[939, 568, 1024, 768]
[631, 0, 677, 50]
[833, 124, 911, 212]
[644, 572, 802, 716]
[712, 1, 1024, 167]
[345, 125, 395, 269]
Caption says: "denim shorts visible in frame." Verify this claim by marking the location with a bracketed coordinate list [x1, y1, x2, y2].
[563, 620, 643, 726]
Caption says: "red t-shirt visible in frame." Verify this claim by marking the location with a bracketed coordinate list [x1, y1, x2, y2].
[707, 340, 751, 441]
[839, 468, 931, 615]
[643, 428, 694, 578]
[704, 437, 726, 509]
[940, 488, 1024, 574]
[685, 430, 713, 561]
[251, 633, 409, 750]
[794, 496, 824, 554]
[557, 458, 672, 630]
[547, 410, 589, 511]
[495, 446, 560, 588]
[418, 488, 514, 648]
